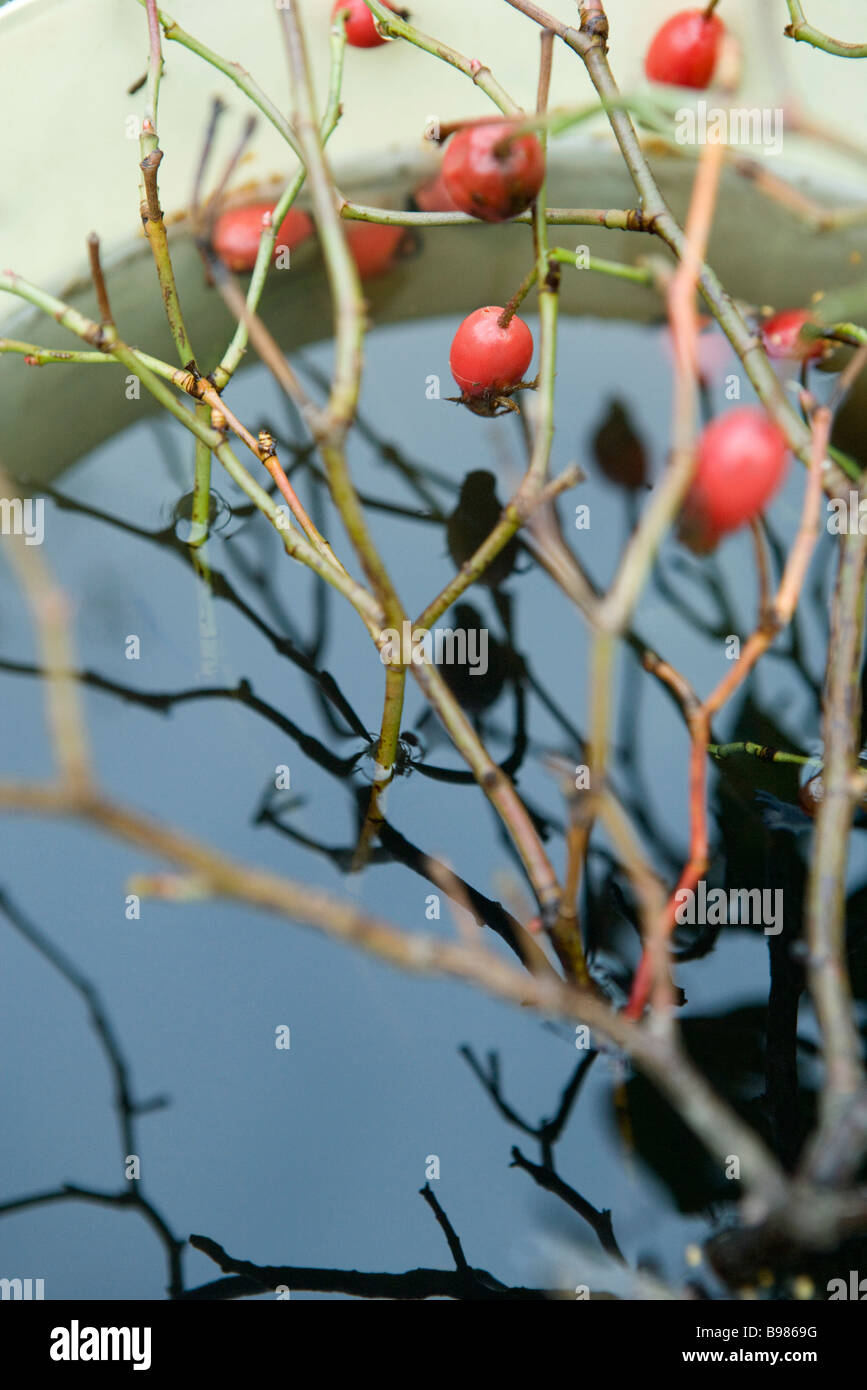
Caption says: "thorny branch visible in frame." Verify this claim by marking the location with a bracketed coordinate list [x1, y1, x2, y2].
[1, 0, 866, 1295]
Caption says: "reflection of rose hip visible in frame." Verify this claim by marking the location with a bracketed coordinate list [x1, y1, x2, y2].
[644, 9, 724, 88]
[212, 204, 313, 272]
[413, 169, 460, 214]
[345, 222, 409, 279]
[680, 408, 789, 552]
[761, 309, 825, 362]
[450, 307, 534, 397]
[333, 0, 397, 48]
[798, 774, 824, 817]
[442, 123, 545, 222]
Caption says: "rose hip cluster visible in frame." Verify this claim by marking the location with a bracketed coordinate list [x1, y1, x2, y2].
[214, 4, 800, 551]
[442, 120, 544, 413]
[212, 202, 410, 282]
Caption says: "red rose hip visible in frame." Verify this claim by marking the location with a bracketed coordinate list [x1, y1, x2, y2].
[680, 407, 789, 551]
[442, 122, 545, 223]
[212, 203, 313, 272]
[333, 0, 397, 48]
[645, 8, 725, 88]
[760, 309, 825, 362]
[450, 306, 534, 397]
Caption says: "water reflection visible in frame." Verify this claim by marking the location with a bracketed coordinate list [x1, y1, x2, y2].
[1, 316, 866, 1299]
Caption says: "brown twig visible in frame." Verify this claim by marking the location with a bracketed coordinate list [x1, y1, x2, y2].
[86, 234, 115, 331]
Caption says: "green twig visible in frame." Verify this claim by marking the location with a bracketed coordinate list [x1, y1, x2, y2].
[360, 0, 520, 113]
[277, 1, 564, 921]
[498, 265, 540, 329]
[548, 246, 654, 285]
[415, 469, 581, 635]
[188, 406, 213, 552]
[140, 148, 196, 367]
[784, 1, 867, 58]
[821, 322, 867, 349]
[708, 743, 817, 767]
[142, 0, 163, 156]
[352, 664, 406, 871]
[133, 0, 304, 158]
[0, 271, 381, 634]
[338, 200, 651, 230]
[213, 12, 349, 390]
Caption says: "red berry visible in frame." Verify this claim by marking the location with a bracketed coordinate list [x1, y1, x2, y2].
[333, 0, 396, 48]
[760, 309, 825, 362]
[212, 203, 313, 272]
[645, 9, 724, 88]
[680, 408, 789, 551]
[442, 122, 545, 223]
[346, 221, 409, 279]
[450, 306, 533, 397]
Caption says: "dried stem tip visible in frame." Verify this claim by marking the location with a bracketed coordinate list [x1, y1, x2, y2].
[86, 233, 115, 329]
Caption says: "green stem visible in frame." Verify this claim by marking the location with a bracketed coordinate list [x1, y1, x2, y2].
[415, 503, 523, 633]
[413, 655, 563, 923]
[489, 91, 672, 144]
[498, 265, 540, 328]
[278, 2, 563, 920]
[353, 664, 407, 871]
[188, 404, 213, 551]
[140, 149, 196, 367]
[784, 1, 867, 57]
[708, 742, 817, 766]
[824, 322, 867, 348]
[360, 0, 520, 113]
[588, 628, 616, 785]
[413, 468, 579, 636]
[548, 246, 654, 285]
[0, 267, 382, 633]
[0, 337, 184, 382]
[213, 13, 348, 390]
[339, 200, 650, 230]
[0, 272, 109, 348]
[133, 0, 304, 158]
[114, 346, 380, 626]
[280, 4, 393, 602]
[142, 0, 163, 156]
